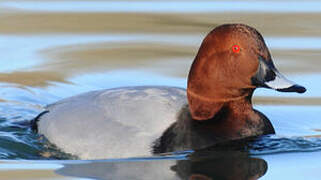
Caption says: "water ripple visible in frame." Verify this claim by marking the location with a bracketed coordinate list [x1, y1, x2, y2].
[250, 136, 321, 155]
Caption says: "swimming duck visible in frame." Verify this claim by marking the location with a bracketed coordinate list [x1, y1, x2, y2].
[32, 24, 306, 159]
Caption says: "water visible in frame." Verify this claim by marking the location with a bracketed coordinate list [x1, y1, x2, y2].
[0, 0, 321, 179]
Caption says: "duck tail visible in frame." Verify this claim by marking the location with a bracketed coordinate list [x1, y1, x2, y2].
[30, 110, 49, 132]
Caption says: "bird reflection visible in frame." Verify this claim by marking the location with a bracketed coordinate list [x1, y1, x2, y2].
[57, 145, 267, 180]
[171, 139, 267, 180]
[172, 150, 267, 180]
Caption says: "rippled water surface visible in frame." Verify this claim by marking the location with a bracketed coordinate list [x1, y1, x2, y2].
[0, 0, 320, 179]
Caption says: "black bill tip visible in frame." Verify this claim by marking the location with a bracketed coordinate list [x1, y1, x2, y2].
[276, 84, 306, 94]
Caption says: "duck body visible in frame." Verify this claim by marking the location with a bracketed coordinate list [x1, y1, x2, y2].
[36, 86, 273, 159]
[36, 86, 187, 159]
[33, 24, 305, 159]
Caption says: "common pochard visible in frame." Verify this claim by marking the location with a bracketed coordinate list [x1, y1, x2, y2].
[32, 24, 306, 159]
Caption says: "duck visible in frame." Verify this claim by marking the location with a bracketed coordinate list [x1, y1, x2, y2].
[31, 24, 306, 159]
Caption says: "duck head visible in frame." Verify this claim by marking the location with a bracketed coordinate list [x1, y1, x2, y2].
[187, 24, 306, 120]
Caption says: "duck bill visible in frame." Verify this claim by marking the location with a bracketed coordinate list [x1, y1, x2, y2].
[251, 56, 306, 93]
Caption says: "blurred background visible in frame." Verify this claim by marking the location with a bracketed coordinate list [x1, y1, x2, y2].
[0, 0, 320, 179]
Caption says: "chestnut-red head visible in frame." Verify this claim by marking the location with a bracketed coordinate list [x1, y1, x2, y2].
[187, 24, 306, 120]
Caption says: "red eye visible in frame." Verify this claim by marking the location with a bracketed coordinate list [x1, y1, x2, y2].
[232, 45, 240, 53]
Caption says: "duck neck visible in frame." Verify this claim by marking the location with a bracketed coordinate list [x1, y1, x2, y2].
[224, 93, 254, 120]
[195, 92, 265, 140]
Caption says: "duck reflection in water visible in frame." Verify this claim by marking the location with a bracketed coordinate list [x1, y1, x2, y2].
[57, 142, 267, 180]
[173, 143, 267, 180]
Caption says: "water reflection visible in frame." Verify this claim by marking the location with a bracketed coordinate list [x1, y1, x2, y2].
[57, 150, 267, 180]
[173, 147, 267, 180]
